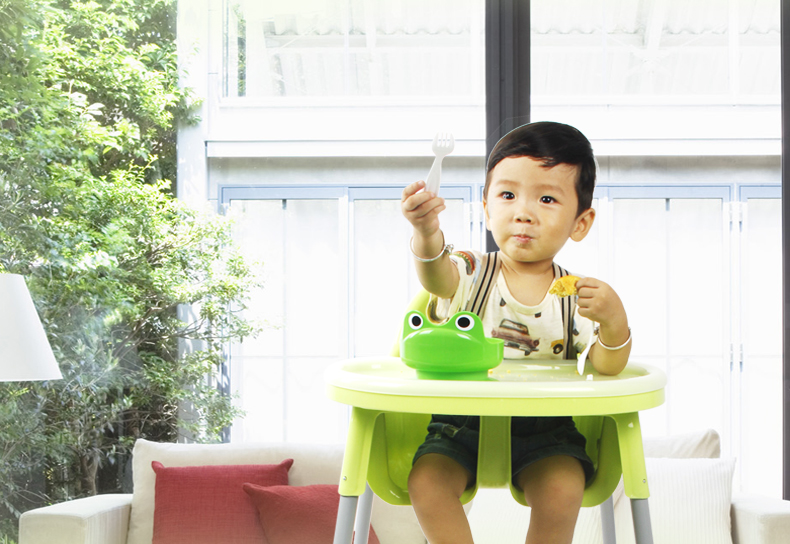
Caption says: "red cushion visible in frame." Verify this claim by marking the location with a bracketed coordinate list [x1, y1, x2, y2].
[151, 459, 293, 544]
[243, 483, 380, 544]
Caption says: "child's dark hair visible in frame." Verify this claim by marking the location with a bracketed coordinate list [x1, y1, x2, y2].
[484, 121, 596, 216]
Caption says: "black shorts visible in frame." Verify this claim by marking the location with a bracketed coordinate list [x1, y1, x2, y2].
[412, 415, 595, 486]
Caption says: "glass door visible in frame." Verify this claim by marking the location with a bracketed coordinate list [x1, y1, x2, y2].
[222, 185, 474, 443]
[559, 187, 733, 441]
[222, 187, 347, 444]
[738, 186, 782, 497]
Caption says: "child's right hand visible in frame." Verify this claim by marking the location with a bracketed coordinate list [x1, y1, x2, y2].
[401, 180, 446, 237]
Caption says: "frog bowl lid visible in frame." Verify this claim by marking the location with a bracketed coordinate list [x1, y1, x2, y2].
[399, 311, 504, 381]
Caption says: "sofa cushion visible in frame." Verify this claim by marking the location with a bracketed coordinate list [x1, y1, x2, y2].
[614, 457, 736, 544]
[243, 483, 381, 544]
[643, 429, 721, 459]
[151, 459, 292, 544]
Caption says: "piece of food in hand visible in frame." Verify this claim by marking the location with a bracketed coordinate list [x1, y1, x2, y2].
[549, 275, 580, 297]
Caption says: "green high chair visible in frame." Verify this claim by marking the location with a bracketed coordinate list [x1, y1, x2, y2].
[328, 290, 665, 544]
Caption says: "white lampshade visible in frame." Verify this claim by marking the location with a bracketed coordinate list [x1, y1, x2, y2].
[0, 273, 62, 381]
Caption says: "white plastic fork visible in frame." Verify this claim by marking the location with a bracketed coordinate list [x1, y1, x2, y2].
[424, 132, 455, 195]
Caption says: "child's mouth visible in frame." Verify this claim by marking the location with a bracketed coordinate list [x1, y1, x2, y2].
[512, 234, 533, 244]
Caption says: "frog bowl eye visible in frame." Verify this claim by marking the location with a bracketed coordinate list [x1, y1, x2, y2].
[408, 313, 424, 330]
[455, 314, 474, 331]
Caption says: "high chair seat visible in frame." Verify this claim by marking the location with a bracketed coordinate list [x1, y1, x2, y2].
[327, 290, 666, 544]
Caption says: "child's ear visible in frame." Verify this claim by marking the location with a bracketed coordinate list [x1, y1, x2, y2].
[570, 208, 595, 242]
[482, 199, 491, 231]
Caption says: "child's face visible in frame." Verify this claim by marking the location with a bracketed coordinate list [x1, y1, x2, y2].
[483, 156, 595, 266]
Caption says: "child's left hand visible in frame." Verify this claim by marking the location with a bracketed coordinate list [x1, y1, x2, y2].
[575, 277, 629, 340]
[575, 277, 630, 375]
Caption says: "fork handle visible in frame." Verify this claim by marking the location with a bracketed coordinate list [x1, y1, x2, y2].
[425, 156, 443, 195]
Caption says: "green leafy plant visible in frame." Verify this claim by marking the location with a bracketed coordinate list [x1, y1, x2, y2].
[0, 0, 260, 538]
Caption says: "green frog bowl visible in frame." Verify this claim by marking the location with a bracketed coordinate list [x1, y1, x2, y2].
[400, 310, 504, 381]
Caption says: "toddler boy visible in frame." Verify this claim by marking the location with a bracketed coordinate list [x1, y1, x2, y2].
[400, 121, 631, 544]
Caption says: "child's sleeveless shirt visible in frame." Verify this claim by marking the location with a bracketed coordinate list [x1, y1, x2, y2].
[427, 250, 595, 361]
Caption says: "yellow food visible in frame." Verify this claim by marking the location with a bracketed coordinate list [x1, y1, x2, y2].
[549, 275, 580, 297]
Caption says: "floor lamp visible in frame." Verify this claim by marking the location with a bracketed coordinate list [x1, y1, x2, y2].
[0, 274, 62, 382]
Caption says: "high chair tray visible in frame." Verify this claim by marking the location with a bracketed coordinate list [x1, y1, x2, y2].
[325, 357, 666, 417]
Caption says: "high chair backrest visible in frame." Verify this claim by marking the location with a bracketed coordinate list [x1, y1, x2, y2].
[366, 289, 623, 507]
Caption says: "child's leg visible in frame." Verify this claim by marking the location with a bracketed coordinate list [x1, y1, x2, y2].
[515, 455, 586, 544]
[408, 453, 475, 544]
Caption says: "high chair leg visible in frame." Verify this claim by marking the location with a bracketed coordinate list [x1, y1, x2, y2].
[631, 499, 654, 544]
[601, 495, 616, 544]
[335, 407, 381, 544]
[333, 495, 358, 544]
[353, 484, 374, 544]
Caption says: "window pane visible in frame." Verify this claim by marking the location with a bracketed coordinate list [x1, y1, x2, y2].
[228, 199, 343, 359]
[286, 357, 348, 444]
[668, 355, 727, 435]
[609, 197, 727, 438]
[352, 197, 468, 357]
[229, 200, 285, 358]
[741, 197, 782, 497]
[224, 0, 485, 99]
[353, 198, 413, 357]
[530, 1, 780, 154]
[531, 1, 779, 99]
[227, 197, 344, 442]
[613, 199, 668, 359]
[668, 199, 725, 356]
[231, 357, 285, 442]
[285, 200, 342, 357]
[743, 199, 782, 354]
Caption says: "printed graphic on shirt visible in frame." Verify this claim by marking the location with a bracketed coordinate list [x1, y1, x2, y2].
[490, 319, 540, 355]
[489, 313, 567, 358]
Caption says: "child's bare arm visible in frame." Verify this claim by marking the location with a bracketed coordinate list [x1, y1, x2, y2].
[401, 180, 459, 298]
[575, 278, 631, 375]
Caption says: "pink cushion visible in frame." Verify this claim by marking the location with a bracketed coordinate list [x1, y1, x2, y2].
[151, 459, 293, 544]
[243, 483, 380, 544]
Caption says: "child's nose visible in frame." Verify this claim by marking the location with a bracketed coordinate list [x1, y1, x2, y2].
[514, 203, 535, 223]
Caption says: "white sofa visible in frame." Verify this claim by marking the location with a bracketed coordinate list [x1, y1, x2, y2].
[18, 430, 790, 544]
